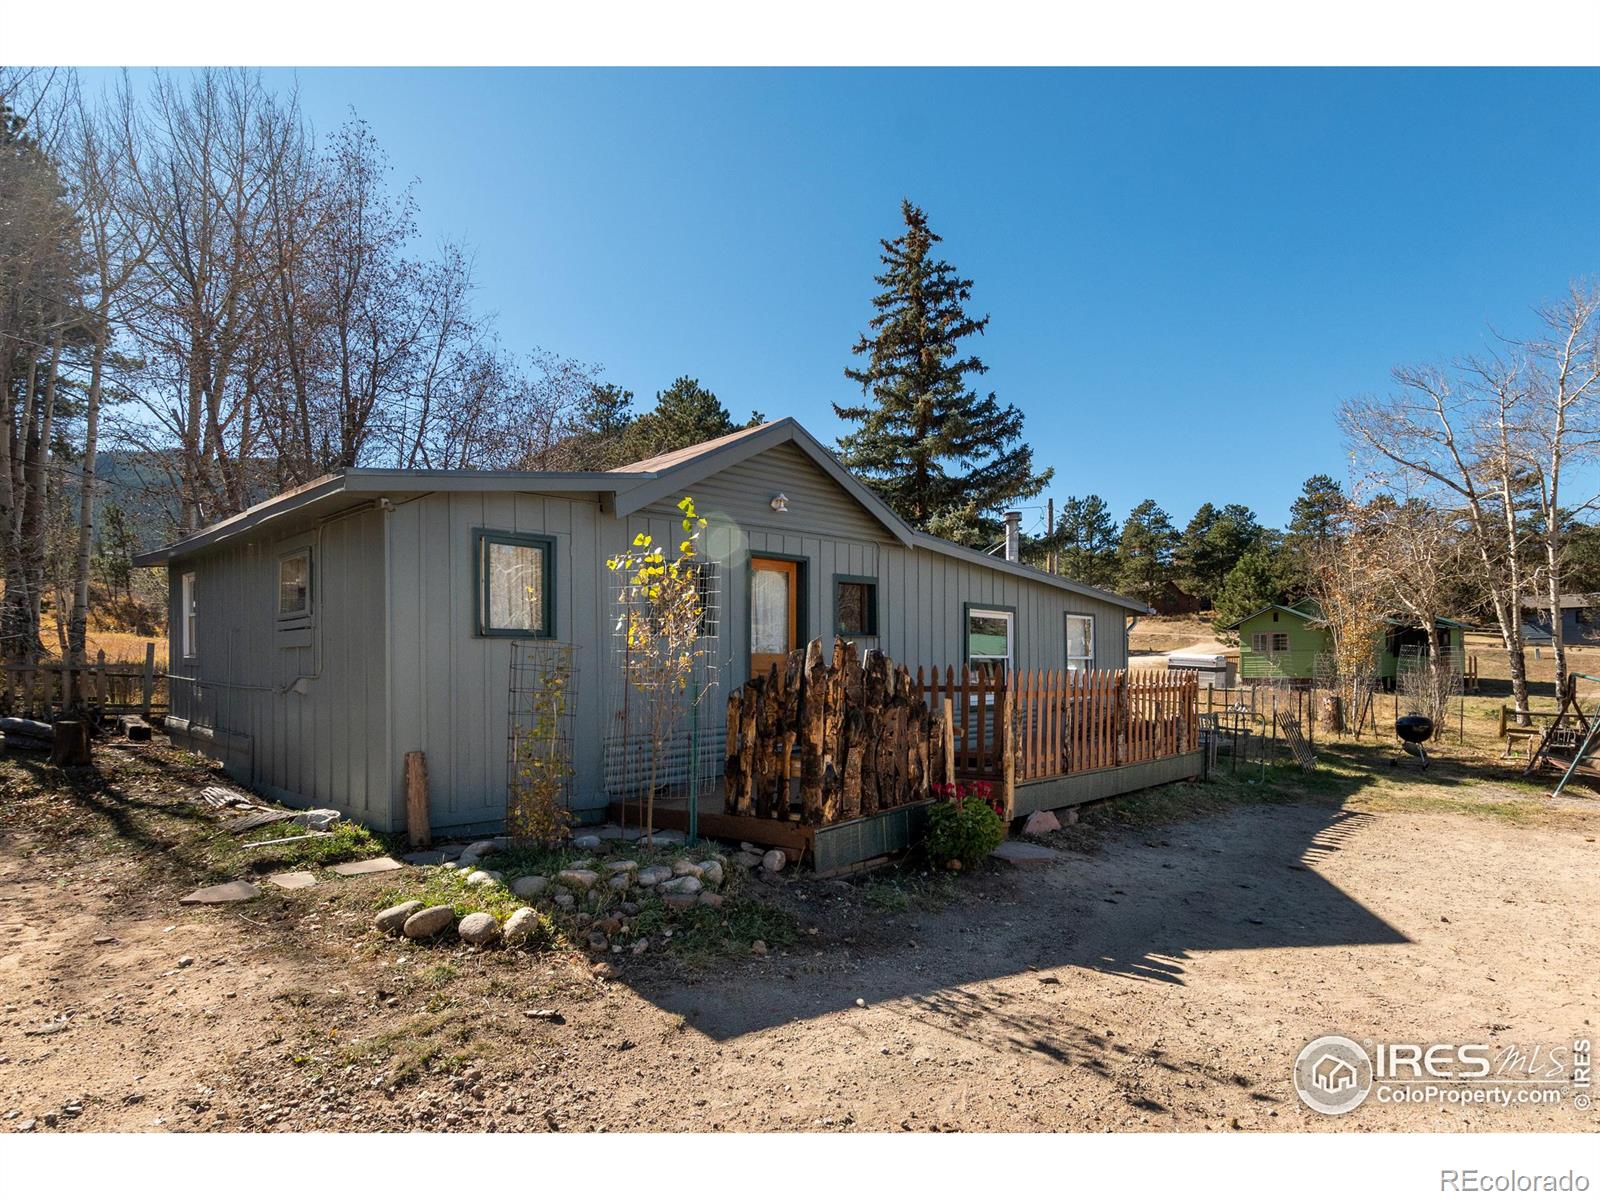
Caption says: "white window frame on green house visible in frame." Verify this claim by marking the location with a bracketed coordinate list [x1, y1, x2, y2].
[180, 571, 197, 660]
[1252, 631, 1290, 653]
[1065, 613, 1095, 672]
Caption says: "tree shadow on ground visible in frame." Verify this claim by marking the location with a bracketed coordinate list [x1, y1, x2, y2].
[626, 752, 1413, 1044]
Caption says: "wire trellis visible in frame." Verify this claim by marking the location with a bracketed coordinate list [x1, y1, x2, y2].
[603, 551, 726, 834]
[506, 640, 578, 846]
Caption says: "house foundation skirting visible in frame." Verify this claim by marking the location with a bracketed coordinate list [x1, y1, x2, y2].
[1012, 751, 1205, 818]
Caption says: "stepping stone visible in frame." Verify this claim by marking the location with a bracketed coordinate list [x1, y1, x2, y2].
[328, 856, 404, 877]
[634, 829, 685, 846]
[180, 880, 261, 904]
[267, 871, 317, 891]
[990, 840, 1063, 867]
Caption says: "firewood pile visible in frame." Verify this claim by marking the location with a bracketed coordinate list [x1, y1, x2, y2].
[724, 638, 952, 826]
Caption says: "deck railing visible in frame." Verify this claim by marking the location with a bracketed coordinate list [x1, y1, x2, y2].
[920, 666, 1199, 783]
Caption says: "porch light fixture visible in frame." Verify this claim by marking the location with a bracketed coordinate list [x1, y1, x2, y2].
[770, 493, 789, 513]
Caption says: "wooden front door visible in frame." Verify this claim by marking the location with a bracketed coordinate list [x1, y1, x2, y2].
[749, 557, 799, 678]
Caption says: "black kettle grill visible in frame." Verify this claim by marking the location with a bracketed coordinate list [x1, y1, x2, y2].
[1393, 713, 1435, 769]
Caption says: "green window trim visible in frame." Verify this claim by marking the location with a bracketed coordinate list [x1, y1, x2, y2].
[474, 529, 556, 639]
[833, 574, 880, 638]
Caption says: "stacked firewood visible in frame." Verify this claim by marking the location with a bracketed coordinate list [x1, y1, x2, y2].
[724, 639, 950, 825]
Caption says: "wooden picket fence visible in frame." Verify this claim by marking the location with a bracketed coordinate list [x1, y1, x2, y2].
[724, 644, 1202, 831]
[1006, 668, 1198, 780]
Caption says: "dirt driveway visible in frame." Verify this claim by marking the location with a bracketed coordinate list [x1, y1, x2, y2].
[1, 743, 1596, 1132]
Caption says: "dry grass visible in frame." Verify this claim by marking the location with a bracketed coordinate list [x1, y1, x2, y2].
[1128, 614, 1223, 655]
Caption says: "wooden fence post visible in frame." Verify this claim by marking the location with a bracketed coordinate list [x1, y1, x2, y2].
[942, 696, 956, 785]
[1001, 674, 1016, 820]
[404, 750, 430, 847]
[142, 642, 156, 714]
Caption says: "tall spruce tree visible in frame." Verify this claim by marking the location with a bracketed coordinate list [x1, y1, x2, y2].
[837, 200, 1051, 545]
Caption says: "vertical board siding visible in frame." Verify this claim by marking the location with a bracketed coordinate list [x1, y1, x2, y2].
[166, 505, 391, 827]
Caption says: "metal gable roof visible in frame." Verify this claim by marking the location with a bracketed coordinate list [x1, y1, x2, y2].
[130, 418, 1152, 613]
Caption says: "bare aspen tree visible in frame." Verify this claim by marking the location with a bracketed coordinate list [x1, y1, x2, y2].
[62, 91, 148, 671]
[1342, 361, 1534, 719]
[1519, 285, 1600, 691]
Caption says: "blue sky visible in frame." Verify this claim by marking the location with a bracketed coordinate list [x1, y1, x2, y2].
[91, 68, 1600, 529]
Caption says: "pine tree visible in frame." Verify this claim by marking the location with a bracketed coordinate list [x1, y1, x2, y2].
[552, 382, 636, 469]
[837, 200, 1051, 545]
[1115, 500, 1178, 603]
[1177, 502, 1264, 605]
[1212, 543, 1291, 632]
[619, 376, 762, 463]
[1282, 474, 1348, 597]
[1042, 494, 1120, 588]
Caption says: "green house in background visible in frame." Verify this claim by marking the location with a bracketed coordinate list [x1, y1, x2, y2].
[1226, 601, 1466, 685]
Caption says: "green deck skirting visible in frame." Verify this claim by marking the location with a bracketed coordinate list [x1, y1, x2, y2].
[1011, 751, 1206, 817]
[809, 750, 1205, 874]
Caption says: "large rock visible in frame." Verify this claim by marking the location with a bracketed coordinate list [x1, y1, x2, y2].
[671, 860, 703, 879]
[374, 900, 424, 934]
[663, 892, 699, 910]
[503, 907, 541, 945]
[402, 904, 456, 939]
[511, 875, 549, 899]
[464, 839, 501, 858]
[608, 875, 631, 892]
[1022, 809, 1061, 836]
[557, 868, 599, 891]
[699, 891, 726, 909]
[761, 849, 787, 874]
[465, 869, 503, 887]
[457, 912, 500, 946]
[733, 851, 763, 869]
[697, 860, 724, 888]
[636, 865, 673, 887]
[660, 875, 702, 896]
[602, 860, 638, 875]
[572, 834, 602, 851]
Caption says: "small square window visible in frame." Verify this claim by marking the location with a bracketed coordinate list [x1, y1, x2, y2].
[278, 551, 311, 617]
[834, 577, 878, 637]
[477, 531, 554, 637]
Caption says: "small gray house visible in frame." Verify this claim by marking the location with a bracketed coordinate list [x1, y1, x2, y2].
[136, 419, 1149, 835]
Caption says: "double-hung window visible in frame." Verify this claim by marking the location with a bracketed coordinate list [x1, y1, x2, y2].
[1065, 614, 1094, 672]
[1252, 632, 1290, 653]
[966, 606, 1014, 674]
[476, 531, 555, 637]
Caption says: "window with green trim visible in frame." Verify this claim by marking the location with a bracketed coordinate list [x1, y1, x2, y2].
[834, 575, 879, 637]
[476, 531, 554, 637]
